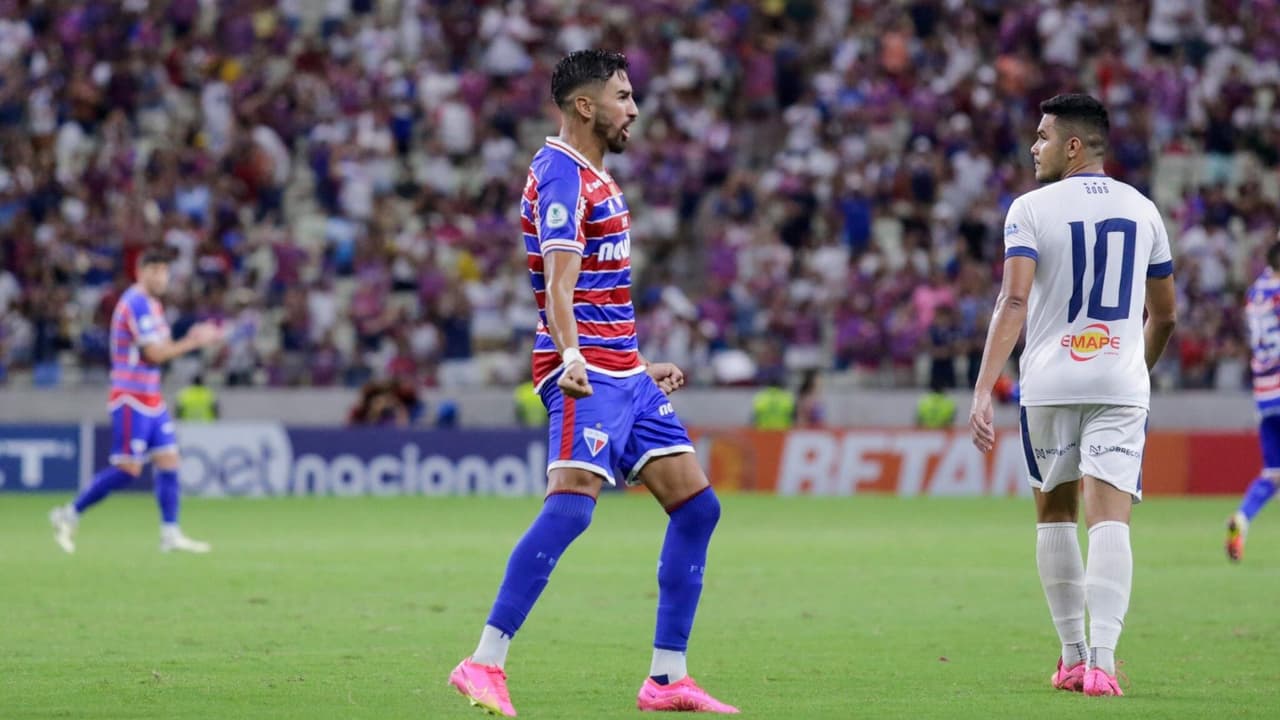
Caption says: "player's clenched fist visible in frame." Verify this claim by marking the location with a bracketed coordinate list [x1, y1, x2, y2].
[646, 362, 685, 395]
[558, 361, 593, 398]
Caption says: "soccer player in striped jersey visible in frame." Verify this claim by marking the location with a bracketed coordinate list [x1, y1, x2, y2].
[1227, 239, 1280, 561]
[449, 50, 738, 715]
[49, 247, 224, 554]
[969, 94, 1177, 697]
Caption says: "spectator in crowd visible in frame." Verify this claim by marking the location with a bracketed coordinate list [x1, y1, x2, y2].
[175, 373, 219, 421]
[916, 380, 957, 429]
[0, 1, 1272, 397]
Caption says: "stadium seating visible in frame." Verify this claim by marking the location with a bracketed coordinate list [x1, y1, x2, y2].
[0, 0, 1271, 392]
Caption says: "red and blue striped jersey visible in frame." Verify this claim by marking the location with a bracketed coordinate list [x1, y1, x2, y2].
[109, 285, 168, 412]
[1248, 269, 1280, 415]
[521, 137, 644, 388]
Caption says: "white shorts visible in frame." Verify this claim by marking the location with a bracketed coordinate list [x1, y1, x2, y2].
[1019, 404, 1148, 501]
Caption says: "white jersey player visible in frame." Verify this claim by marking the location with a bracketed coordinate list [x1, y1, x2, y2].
[969, 94, 1178, 698]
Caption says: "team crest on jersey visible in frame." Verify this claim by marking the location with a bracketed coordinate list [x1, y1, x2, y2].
[1061, 323, 1121, 362]
[545, 202, 569, 229]
[583, 427, 609, 457]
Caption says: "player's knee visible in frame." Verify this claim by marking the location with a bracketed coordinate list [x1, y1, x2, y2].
[152, 452, 181, 471]
[673, 487, 720, 531]
[542, 492, 596, 535]
[115, 462, 144, 478]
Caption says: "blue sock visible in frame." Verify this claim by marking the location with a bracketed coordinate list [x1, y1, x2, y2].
[486, 493, 596, 636]
[653, 488, 721, 659]
[73, 466, 135, 514]
[155, 469, 180, 524]
[1240, 476, 1277, 521]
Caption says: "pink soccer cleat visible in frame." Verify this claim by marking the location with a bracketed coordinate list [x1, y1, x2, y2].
[637, 676, 740, 713]
[1050, 657, 1086, 692]
[1083, 667, 1124, 697]
[1226, 513, 1246, 562]
[449, 658, 517, 716]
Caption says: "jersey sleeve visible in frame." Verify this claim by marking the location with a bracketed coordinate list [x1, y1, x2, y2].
[535, 172, 586, 256]
[1147, 210, 1174, 278]
[1002, 196, 1038, 262]
[127, 295, 163, 346]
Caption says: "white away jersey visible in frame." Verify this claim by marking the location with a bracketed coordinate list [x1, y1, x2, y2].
[1003, 174, 1173, 409]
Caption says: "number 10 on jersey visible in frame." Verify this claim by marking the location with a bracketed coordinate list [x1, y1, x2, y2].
[1067, 218, 1137, 323]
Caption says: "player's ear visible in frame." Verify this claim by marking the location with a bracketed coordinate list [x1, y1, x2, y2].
[573, 93, 594, 122]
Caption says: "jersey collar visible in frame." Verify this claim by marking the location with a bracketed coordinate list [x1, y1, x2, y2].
[544, 137, 614, 182]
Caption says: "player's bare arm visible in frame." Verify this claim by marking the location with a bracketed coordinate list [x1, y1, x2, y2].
[1143, 274, 1177, 371]
[544, 249, 592, 398]
[970, 255, 1036, 453]
[141, 322, 225, 365]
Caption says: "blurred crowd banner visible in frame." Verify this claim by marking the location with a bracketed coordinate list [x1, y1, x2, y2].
[0, 424, 1260, 497]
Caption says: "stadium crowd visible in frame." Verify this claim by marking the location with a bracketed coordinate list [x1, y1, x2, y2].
[0, 0, 1276, 396]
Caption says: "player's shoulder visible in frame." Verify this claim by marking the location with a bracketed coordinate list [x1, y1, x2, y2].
[530, 142, 586, 186]
[118, 285, 145, 309]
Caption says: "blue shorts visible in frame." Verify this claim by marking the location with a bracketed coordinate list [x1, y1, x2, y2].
[543, 371, 694, 486]
[1260, 414, 1280, 470]
[109, 403, 177, 464]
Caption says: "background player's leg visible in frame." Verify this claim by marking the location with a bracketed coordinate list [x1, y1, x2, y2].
[1082, 475, 1133, 679]
[1227, 415, 1280, 560]
[1035, 481, 1088, 674]
[50, 461, 141, 553]
[471, 468, 601, 668]
[1236, 473, 1277, 524]
[151, 411, 210, 553]
[73, 462, 141, 515]
[152, 450, 210, 553]
[50, 405, 145, 553]
[641, 453, 716, 685]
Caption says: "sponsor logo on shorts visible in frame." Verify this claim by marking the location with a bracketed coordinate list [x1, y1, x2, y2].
[1087, 444, 1141, 459]
[1033, 442, 1077, 460]
[1061, 323, 1120, 362]
[583, 428, 609, 457]
[658, 403, 674, 417]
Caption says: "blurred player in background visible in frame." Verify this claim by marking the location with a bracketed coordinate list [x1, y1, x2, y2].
[1227, 239, 1280, 561]
[448, 50, 738, 716]
[970, 94, 1177, 697]
[49, 247, 224, 554]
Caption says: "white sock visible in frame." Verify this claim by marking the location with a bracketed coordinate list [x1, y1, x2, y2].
[649, 648, 687, 683]
[473, 624, 511, 668]
[1036, 523, 1087, 667]
[1086, 521, 1132, 675]
[161, 523, 180, 538]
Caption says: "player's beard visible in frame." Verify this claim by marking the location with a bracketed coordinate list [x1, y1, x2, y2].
[596, 115, 628, 154]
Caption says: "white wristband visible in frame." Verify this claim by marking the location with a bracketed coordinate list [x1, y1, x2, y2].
[562, 347, 586, 368]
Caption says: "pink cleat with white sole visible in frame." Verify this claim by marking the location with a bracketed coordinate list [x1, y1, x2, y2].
[637, 676, 740, 713]
[449, 658, 517, 716]
[1083, 667, 1124, 697]
[1050, 657, 1086, 692]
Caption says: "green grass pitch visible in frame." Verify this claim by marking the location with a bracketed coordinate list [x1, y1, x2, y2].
[2, 493, 1278, 719]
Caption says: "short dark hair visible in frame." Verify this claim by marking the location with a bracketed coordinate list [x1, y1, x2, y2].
[1267, 241, 1280, 271]
[1039, 93, 1110, 155]
[139, 245, 173, 266]
[551, 50, 629, 109]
